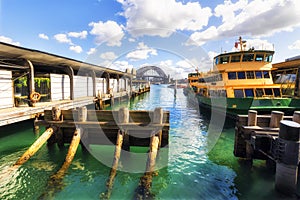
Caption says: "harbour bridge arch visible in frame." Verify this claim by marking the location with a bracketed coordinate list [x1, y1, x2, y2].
[136, 66, 169, 83]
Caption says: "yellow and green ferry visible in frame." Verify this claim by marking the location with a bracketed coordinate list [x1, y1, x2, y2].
[184, 37, 300, 117]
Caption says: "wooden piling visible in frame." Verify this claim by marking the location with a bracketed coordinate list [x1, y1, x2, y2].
[153, 108, 163, 148]
[101, 131, 124, 199]
[247, 110, 257, 126]
[118, 107, 130, 151]
[134, 135, 159, 199]
[50, 128, 81, 181]
[269, 111, 284, 128]
[14, 127, 54, 166]
[275, 120, 300, 195]
[101, 107, 129, 199]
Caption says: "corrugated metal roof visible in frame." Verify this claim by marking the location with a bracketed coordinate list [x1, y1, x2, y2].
[0, 42, 131, 77]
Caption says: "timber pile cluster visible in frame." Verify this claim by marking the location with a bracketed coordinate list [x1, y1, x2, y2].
[6, 106, 169, 199]
[234, 110, 300, 196]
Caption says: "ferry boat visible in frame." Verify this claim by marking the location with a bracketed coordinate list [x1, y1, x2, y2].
[184, 37, 300, 117]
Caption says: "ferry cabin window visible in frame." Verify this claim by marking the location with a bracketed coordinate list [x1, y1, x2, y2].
[255, 54, 264, 61]
[231, 55, 241, 62]
[214, 57, 219, 65]
[242, 53, 254, 62]
[265, 54, 273, 62]
[220, 56, 229, 64]
[245, 89, 254, 97]
[273, 88, 281, 97]
[246, 71, 255, 79]
[263, 71, 270, 78]
[234, 89, 244, 98]
[228, 72, 237, 79]
[265, 88, 273, 96]
[238, 72, 246, 79]
[255, 88, 264, 97]
[255, 71, 263, 79]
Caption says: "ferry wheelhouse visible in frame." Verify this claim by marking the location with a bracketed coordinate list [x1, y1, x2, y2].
[185, 38, 300, 116]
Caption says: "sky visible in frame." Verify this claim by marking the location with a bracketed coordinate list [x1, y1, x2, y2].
[1, 0, 300, 79]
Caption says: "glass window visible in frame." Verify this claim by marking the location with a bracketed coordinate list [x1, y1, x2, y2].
[238, 72, 246, 79]
[242, 53, 254, 62]
[263, 71, 270, 78]
[255, 54, 264, 61]
[231, 55, 241, 62]
[255, 88, 264, 97]
[234, 89, 244, 98]
[220, 56, 229, 64]
[264, 88, 273, 95]
[214, 57, 219, 65]
[228, 72, 237, 80]
[245, 89, 254, 97]
[255, 71, 263, 79]
[246, 71, 255, 79]
[265, 54, 273, 62]
[273, 88, 281, 97]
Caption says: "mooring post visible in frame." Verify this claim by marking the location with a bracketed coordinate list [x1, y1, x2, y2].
[78, 106, 87, 122]
[95, 90, 104, 110]
[247, 110, 257, 126]
[275, 120, 300, 196]
[47, 106, 62, 147]
[292, 111, 300, 124]
[269, 111, 284, 128]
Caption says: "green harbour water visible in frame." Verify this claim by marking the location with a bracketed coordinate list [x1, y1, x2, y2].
[0, 85, 294, 199]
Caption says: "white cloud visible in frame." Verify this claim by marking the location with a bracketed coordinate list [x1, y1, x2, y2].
[176, 60, 195, 69]
[100, 51, 117, 60]
[126, 42, 157, 61]
[87, 48, 97, 55]
[89, 20, 124, 46]
[38, 33, 49, 40]
[109, 60, 134, 71]
[0, 36, 20, 46]
[128, 38, 136, 42]
[54, 33, 72, 44]
[117, 0, 212, 37]
[288, 40, 300, 50]
[69, 45, 83, 53]
[187, 0, 300, 46]
[240, 38, 274, 51]
[68, 31, 88, 39]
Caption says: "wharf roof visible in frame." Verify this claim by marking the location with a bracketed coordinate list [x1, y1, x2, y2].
[273, 56, 300, 70]
[0, 42, 131, 78]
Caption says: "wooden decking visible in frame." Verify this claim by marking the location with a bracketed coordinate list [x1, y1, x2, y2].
[0, 97, 94, 127]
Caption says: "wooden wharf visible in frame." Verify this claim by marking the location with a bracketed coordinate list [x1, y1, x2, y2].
[5, 106, 169, 199]
[0, 42, 150, 127]
[234, 110, 300, 196]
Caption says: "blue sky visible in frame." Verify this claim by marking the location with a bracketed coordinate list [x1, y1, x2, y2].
[1, 0, 300, 79]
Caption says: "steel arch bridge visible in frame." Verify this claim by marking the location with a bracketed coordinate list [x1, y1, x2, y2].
[136, 66, 169, 83]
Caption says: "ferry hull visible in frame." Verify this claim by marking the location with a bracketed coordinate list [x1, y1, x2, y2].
[190, 91, 300, 118]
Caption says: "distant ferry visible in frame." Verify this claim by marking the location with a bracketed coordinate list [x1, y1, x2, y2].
[184, 37, 300, 117]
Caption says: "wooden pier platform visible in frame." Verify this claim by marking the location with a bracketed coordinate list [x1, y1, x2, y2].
[7, 106, 169, 199]
[0, 97, 94, 127]
[234, 110, 300, 196]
